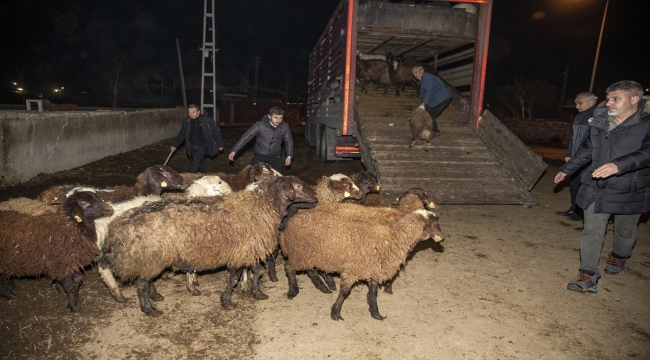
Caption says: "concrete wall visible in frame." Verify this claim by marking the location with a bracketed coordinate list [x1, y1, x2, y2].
[499, 117, 573, 148]
[0, 108, 185, 187]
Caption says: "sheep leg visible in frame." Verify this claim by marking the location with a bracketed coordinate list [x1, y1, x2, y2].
[186, 271, 201, 296]
[239, 269, 250, 293]
[266, 249, 279, 282]
[321, 271, 337, 291]
[331, 278, 354, 321]
[383, 280, 393, 294]
[57, 272, 83, 314]
[148, 281, 165, 302]
[0, 276, 16, 300]
[250, 263, 269, 300]
[367, 280, 385, 320]
[221, 267, 244, 310]
[307, 269, 331, 294]
[424, 140, 429, 152]
[286, 268, 300, 299]
[98, 264, 127, 303]
[136, 279, 162, 317]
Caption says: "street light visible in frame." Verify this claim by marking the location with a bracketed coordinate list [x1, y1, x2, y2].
[589, 0, 609, 93]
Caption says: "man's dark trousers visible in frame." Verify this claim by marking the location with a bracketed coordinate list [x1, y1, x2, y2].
[188, 144, 209, 173]
[424, 97, 451, 134]
[569, 172, 583, 216]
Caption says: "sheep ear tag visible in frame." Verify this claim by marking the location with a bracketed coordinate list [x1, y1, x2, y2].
[344, 192, 351, 198]
[160, 181, 168, 188]
[74, 215, 83, 223]
[376, 185, 381, 191]
[428, 202, 436, 209]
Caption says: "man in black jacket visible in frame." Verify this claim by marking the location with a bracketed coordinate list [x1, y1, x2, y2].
[171, 104, 224, 173]
[228, 106, 294, 174]
[556, 92, 597, 221]
[554, 80, 650, 293]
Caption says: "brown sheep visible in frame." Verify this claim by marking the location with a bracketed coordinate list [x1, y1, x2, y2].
[280, 206, 444, 320]
[409, 108, 435, 152]
[0, 191, 114, 313]
[101, 176, 318, 316]
[36, 165, 187, 203]
[356, 59, 392, 94]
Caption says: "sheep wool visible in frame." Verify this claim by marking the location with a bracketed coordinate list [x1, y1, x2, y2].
[409, 108, 435, 152]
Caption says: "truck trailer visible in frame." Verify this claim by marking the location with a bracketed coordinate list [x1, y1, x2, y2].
[306, 0, 547, 204]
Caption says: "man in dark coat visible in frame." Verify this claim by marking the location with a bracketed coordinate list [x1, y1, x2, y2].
[554, 80, 650, 293]
[171, 104, 224, 173]
[556, 92, 597, 221]
[411, 65, 452, 137]
[228, 106, 293, 174]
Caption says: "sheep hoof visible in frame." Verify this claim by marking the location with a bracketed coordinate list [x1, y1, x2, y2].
[114, 295, 128, 303]
[331, 314, 344, 321]
[0, 291, 16, 300]
[189, 289, 202, 296]
[150, 292, 165, 302]
[383, 288, 393, 295]
[222, 303, 236, 311]
[55, 283, 65, 293]
[252, 292, 268, 300]
[145, 308, 164, 317]
[268, 273, 279, 282]
[287, 292, 298, 300]
[371, 313, 386, 321]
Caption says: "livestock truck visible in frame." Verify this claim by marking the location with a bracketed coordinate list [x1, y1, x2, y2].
[306, 0, 547, 205]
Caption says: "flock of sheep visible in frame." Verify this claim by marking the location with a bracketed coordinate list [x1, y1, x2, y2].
[0, 163, 444, 321]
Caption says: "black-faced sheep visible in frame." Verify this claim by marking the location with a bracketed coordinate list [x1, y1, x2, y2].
[356, 59, 392, 94]
[101, 176, 318, 316]
[280, 206, 444, 320]
[0, 191, 113, 313]
[95, 176, 232, 303]
[409, 108, 435, 152]
[36, 165, 187, 203]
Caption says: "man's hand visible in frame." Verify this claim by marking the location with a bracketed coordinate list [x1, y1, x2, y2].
[171, 146, 176, 152]
[592, 163, 619, 178]
[418, 104, 425, 110]
[228, 152, 236, 161]
[285, 157, 292, 166]
[554, 171, 567, 184]
[564, 157, 570, 162]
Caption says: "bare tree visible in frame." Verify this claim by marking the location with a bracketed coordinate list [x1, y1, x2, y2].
[495, 75, 536, 119]
[104, 56, 127, 108]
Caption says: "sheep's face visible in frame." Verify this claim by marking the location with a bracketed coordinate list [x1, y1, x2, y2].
[352, 172, 380, 196]
[64, 191, 114, 224]
[194, 176, 232, 196]
[329, 174, 363, 201]
[416, 210, 444, 242]
[251, 162, 282, 183]
[145, 165, 188, 191]
[275, 176, 318, 218]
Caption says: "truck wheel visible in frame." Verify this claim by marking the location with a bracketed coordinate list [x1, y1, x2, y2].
[319, 130, 328, 162]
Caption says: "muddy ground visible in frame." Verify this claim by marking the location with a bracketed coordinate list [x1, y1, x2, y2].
[1, 127, 649, 360]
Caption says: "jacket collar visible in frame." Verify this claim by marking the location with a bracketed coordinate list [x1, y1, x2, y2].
[579, 104, 597, 117]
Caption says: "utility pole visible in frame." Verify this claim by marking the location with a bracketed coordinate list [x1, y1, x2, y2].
[176, 38, 187, 108]
[589, 0, 609, 93]
[200, 0, 218, 119]
[558, 62, 569, 119]
[252, 57, 261, 121]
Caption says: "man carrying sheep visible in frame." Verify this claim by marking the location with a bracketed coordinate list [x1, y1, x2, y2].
[554, 80, 650, 294]
[411, 65, 452, 137]
[171, 104, 224, 173]
[228, 106, 294, 174]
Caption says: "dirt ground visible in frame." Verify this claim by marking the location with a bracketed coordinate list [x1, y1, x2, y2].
[1, 127, 649, 360]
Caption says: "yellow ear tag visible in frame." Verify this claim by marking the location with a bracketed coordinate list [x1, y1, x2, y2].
[53, 197, 58, 201]
[74, 215, 83, 223]
[428, 202, 436, 209]
[376, 185, 381, 191]
[434, 235, 442, 242]
[161, 181, 168, 188]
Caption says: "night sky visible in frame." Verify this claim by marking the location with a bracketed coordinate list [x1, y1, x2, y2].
[1, 0, 648, 104]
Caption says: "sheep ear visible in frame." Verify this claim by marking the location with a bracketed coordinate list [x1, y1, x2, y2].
[283, 181, 296, 201]
[69, 202, 85, 223]
[50, 194, 67, 205]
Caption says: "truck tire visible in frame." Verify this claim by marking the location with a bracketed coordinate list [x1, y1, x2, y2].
[319, 129, 328, 162]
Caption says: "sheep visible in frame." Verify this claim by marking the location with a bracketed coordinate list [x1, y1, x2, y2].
[409, 108, 435, 152]
[0, 191, 114, 313]
[356, 59, 392, 94]
[280, 206, 444, 320]
[36, 165, 187, 203]
[101, 176, 318, 316]
[347, 171, 381, 205]
[95, 176, 232, 303]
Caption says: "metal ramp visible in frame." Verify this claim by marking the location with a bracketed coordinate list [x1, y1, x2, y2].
[356, 87, 545, 205]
